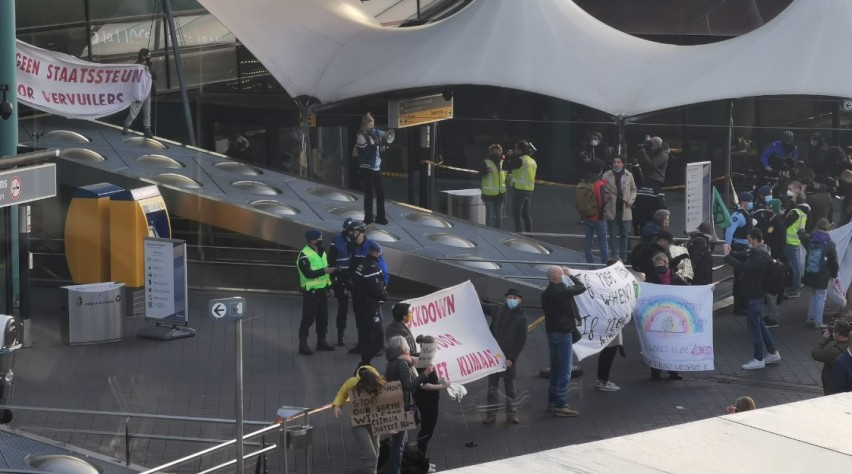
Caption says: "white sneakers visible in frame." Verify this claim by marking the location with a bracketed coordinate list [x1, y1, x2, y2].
[742, 351, 781, 370]
[764, 351, 781, 364]
[595, 379, 621, 392]
[741, 359, 765, 370]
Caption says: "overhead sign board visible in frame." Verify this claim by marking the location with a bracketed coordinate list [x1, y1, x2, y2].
[388, 93, 453, 128]
[0, 163, 56, 207]
[209, 297, 246, 321]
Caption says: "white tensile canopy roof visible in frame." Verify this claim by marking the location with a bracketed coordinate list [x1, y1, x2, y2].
[197, 0, 851, 117]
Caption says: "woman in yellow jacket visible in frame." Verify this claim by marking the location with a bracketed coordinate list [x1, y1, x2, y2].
[332, 365, 386, 473]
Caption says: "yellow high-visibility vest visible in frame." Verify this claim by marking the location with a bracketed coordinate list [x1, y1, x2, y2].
[785, 208, 807, 246]
[297, 246, 331, 290]
[510, 155, 537, 191]
[482, 159, 506, 196]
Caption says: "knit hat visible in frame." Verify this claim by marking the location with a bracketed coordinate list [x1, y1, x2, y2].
[305, 229, 322, 241]
[738, 191, 754, 202]
[757, 186, 771, 197]
[767, 199, 782, 214]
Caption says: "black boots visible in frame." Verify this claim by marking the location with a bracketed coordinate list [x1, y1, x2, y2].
[316, 339, 335, 351]
[299, 340, 314, 355]
[144, 128, 154, 139]
[121, 126, 128, 135]
[337, 333, 345, 347]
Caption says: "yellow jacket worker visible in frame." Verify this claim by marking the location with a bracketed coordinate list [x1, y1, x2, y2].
[297, 229, 336, 355]
[504, 140, 538, 233]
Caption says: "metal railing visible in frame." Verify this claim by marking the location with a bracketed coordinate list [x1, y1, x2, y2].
[0, 405, 272, 471]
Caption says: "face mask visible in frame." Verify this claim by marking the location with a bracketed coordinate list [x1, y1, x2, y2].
[764, 196, 771, 204]
[786, 190, 795, 197]
[747, 202, 754, 211]
[591, 139, 600, 147]
[655, 266, 668, 275]
[315, 240, 324, 249]
[612, 165, 623, 173]
[506, 299, 519, 309]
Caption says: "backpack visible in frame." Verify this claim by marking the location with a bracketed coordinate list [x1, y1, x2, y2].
[805, 241, 826, 274]
[764, 258, 787, 295]
[575, 181, 600, 220]
[686, 234, 711, 262]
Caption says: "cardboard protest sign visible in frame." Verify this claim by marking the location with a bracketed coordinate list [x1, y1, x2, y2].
[349, 381, 415, 435]
[633, 282, 715, 371]
[572, 262, 639, 361]
[415, 341, 438, 368]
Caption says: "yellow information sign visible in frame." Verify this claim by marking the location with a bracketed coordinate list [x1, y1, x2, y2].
[388, 94, 454, 128]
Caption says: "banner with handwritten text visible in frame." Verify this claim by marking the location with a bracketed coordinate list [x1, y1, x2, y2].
[633, 282, 715, 371]
[402, 281, 505, 384]
[15, 40, 151, 119]
[572, 262, 640, 361]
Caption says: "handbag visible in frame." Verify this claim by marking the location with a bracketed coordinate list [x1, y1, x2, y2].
[572, 327, 582, 344]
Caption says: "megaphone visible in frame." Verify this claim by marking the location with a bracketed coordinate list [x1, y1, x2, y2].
[379, 129, 396, 145]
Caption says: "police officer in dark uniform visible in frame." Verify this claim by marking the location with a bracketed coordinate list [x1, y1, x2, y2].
[352, 241, 388, 366]
[296, 229, 336, 355]
[724, 192, 755, 315]
[328, 218, 357, 346]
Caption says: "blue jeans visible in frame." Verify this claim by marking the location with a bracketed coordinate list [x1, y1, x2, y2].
[783, 244, 801, 293]
[547, 332, 573, 408]
[807, 287, 828, 324]
[583, 220, 609, 264]
[607, 219, 631, 261]
[747, 298, 776, 361]
[388, 429, 407, 474]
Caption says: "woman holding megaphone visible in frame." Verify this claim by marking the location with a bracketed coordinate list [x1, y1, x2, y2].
[356, 113, 394, 225]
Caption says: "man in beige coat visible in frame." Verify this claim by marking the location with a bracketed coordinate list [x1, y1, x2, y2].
[602, 156, 637, 261]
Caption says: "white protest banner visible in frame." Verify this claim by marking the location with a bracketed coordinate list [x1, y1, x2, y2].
[403, 281, 505, 384]
[828, 221, 852, 308]
[572, 262, 639, 361]
[633, 282, 714, 372]
[15, 40, 151, 120]
[349, 381, 415, 436]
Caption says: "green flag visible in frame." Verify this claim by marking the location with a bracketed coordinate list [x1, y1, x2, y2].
[712, 185, 732, 229]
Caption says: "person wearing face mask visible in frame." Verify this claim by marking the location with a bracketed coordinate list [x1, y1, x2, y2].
[541, 266, 587, 417]
[578, 131, 613, 172]
[297, 229, 337, 355]
[783, 189, 810, 298]
[724, 228, 782, 370]
[482, 289, 529, 424]
[352, 242, 388, 366]
[753, 185, 772, 213]
[645, 253, 688, 380]
[603, 156, 637, 261]
[479, 144, 507, 229]
[328, 218, 357, 347]
[754, 199, 786, 328]
[724, 192, 755, 314]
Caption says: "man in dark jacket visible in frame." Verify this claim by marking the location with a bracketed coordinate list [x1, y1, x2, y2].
[328, 218, 356, 346]
[541, 266, 587, 417]
[632, 230, 688, 278]
[386, 302, 417, 356]
[811, 319, 851, 395]
[482, 289, 528, 424]
[633, 183, 666, 237]
[638, 136, 669, 188]
[833, 336, 852, 393]
[724, 228, 782, 371]
[686, 221, 715, 285]
[352, 242, 388, 366]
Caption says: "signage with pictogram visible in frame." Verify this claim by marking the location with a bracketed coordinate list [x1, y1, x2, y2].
[9, 177, 21, 199]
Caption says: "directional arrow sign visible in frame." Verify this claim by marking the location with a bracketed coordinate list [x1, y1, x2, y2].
[211, 302, 226, 319]
[209, 297, 247, 321]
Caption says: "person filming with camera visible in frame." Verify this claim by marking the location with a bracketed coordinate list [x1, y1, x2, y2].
[637, 135, 670, 190]
[811, 319, 851, 395]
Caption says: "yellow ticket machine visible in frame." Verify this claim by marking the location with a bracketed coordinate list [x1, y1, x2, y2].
[110, 186, 171, 287]
[65, 183, 124, 284]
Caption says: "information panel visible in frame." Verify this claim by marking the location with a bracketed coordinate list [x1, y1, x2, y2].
[388, 94, 453, 128]
[143, 237, 187, 325]
[685, 161, 712, 233]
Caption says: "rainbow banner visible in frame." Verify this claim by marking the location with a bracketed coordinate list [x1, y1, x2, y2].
[633, 282, 714, 372]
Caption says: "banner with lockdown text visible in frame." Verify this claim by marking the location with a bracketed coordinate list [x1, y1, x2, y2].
[402, 281, 506, 384]
[15, 40, 151, 120]
[572, 262, 640, 361]
[633, 282, 715, 372]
